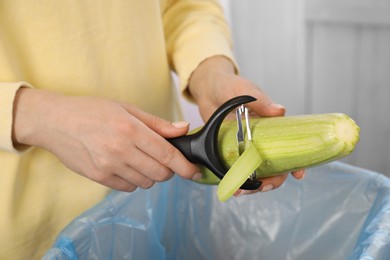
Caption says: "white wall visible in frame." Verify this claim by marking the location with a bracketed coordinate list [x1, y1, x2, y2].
[177, 0, 390, 176]
[228, 0, 306, 116]
[226, 0, 390, 176]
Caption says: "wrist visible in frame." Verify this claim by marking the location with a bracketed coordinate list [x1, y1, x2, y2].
[188, 55, 236, 102]
[12, 88, 58, 149]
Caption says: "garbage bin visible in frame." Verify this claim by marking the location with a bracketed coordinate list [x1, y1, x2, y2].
[44, 162, 390, 260]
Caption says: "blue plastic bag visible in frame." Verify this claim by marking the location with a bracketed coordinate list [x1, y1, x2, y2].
[44, 162, 390, 259]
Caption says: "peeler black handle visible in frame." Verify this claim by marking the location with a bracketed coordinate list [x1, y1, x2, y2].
[167, 95, 261, 190]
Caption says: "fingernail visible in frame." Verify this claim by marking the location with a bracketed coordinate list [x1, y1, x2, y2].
[272, 103, 285, 110]
[191, 172, 203, 181]
[298, 170, 306, 180]
[238, 190, 255, 196]
[233, 190, 242, 197]
[172, 121, 189, 128]
[294, 169, 306, 180]
[261, 184, 274, 192]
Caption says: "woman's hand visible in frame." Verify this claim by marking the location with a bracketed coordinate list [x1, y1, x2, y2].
[12, 88, 200, 192]
[188, 56, 306, 195]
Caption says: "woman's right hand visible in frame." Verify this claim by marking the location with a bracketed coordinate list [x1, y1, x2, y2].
[12, 88, 200, 191]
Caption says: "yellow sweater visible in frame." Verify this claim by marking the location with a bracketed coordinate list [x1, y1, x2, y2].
[0, 1, 234, 258]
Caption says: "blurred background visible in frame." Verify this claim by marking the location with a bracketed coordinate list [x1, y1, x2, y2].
[178, 0, 390, 177]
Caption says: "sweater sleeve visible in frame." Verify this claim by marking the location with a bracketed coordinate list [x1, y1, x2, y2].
[162, 0, 238, 100]
[0, 82, 32, 152]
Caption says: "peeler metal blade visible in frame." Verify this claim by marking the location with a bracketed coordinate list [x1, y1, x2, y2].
[236, 104, 257, 181]
[236, 105, 246, 155]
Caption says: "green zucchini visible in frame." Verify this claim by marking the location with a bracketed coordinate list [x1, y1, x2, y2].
[195, 113, 360, 186]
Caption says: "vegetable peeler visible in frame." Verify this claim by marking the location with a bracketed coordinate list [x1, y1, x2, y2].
[168, 95, 261, 190]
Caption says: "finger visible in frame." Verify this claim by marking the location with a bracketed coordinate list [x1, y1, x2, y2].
[100, 152, 159, 189]
[234, 173, 289, 197]
[135, 129, 199, 179]
[126, 148, 174, 182]
[118, 167, 156, 189]
[123, 104, 190, 138]
[101, 174, 138, 192]
[247, 92, 285, 117]
[152, 118, 190, 138]
[234, 83, 286, 117]
[259, 173, 288, 190]
[291, 169, 306, 180]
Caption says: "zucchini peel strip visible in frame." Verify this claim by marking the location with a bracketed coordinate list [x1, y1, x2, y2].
[217, 142, 263, 202]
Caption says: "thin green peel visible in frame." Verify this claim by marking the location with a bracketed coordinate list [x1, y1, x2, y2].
[217, 142, 263, 202]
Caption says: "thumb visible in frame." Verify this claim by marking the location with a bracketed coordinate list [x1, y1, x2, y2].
[121, 103, 190, 138]
[135, 110, 190, 138]
[150, 119, 190, 138]
[244, 86, 286, 117]
[249, 101, 286, 117]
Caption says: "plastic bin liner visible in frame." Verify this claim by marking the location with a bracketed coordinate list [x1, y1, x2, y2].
[44, 162, 390, 260]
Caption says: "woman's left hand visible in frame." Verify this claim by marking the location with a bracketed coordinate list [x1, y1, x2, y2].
[188, 55, 306, 196]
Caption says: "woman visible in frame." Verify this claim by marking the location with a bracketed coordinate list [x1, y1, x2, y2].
[0, 1, 304, 258]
